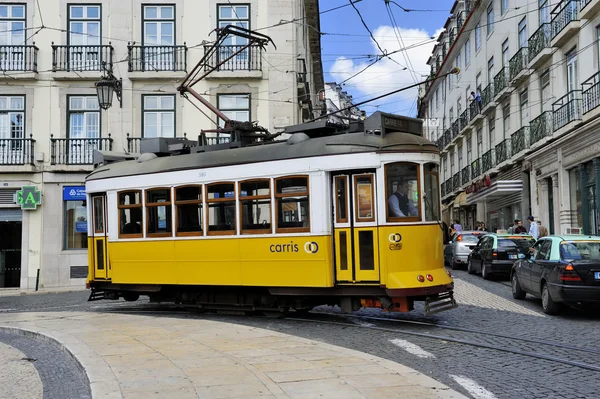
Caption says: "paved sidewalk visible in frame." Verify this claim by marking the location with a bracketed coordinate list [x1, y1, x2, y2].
[0, 312, 467, 399]
[0, 341, 43, 399]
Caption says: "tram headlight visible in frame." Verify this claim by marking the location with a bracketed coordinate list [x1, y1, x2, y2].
[426, 274, 434, 282]
[417, 275, 425, 282]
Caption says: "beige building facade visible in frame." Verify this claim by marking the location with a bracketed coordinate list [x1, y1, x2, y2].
[0, 0, 323, 290]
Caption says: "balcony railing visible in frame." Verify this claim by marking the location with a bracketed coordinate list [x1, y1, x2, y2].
[551, 0, 580, 40]
[451, 119, 460, 138]
[509, 47, 528, 81]
[469, 100, 480, 121]
[581, 0, 594, 10]
[495, 139, 511, 164]
[441, 181, 446, 197]
[511, 126, 530, 154]
[458, 109, 469, 131]
[127, 45, 187, 72]
[203, 44, 263, 72]
[453, 173, 460, 190]
[50, 135, 113, 165]
[481, 83, 494, 108]
[482, 149, 495, 172]
[443, 129, 451, 147]
[0, 136, 35, 165]
[582, 71, 600, 114]
[471, 158, 481, 179]
[461, 166, 470, 185]
[530, 111, 553, 145]
[552, 90, 582, 131]
[52, 44, 114, 72]
[449, 27, 456, 47]
[0, 45, 38, 72]
[494, 67, 508, 95]
[528, 23, 551, 61]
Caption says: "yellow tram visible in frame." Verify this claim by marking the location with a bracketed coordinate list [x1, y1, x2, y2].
[85, 112, 457, 315]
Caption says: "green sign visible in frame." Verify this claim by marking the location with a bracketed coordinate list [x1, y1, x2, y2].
[16, 186, 42, 210]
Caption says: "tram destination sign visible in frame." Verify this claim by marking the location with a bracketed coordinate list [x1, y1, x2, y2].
[364, 111, 422, 136]
[16, 185, 42, 210]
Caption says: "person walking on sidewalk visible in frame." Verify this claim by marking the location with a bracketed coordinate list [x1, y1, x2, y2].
[537, 221, 549, 238]
[528, 215, 540, 240]
[514, 219, 527, 234]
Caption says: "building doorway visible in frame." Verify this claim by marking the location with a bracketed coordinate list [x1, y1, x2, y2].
[0, 221, 22, 288]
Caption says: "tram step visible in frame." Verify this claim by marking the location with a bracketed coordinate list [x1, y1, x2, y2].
[424, 292, 458, 316]
[87, 289, 106, 301]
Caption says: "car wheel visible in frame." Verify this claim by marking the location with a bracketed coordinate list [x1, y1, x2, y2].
[511, 273, 526, 300]
[467, 259, 475, 274]
[541, 282, 560, 315]
[482, 263, 491, 280]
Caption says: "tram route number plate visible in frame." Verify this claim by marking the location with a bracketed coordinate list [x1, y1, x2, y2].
[594, 272, 600, 280]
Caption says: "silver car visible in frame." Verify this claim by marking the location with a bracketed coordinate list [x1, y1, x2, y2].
[444, 230, 486, 270]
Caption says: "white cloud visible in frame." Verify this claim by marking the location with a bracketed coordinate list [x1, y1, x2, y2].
[329, 25, 443, 116]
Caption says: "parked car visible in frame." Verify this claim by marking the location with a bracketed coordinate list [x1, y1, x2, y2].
[511, 235, 600, 314]
[467, 233, 535, 279]
[444, 230, 486, 269]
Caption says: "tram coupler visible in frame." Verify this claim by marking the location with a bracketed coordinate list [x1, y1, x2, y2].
[424, 292, 458, 316]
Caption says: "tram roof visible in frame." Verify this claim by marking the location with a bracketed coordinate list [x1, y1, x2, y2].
[87, 113, 438, 181]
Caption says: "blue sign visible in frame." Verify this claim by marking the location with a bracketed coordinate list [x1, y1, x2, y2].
[63, 186, 86, 201]
[75, 221, 87, 233]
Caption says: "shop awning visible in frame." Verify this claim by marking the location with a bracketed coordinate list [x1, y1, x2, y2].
[466, 180, 523, 204]
[453, 192, 468, 208]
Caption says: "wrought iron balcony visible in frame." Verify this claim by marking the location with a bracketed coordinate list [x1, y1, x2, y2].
[451, 119, 460, 138]
[528, 23, 551, 62]
[458, 109, 469, 132]
[530, 111, 553, 145]
[469, 100, 480, 121]
[443, 129, 452, 147]
[495, 139, 511, 165]
[457, 10, 467, 31]
[493, 67, 508, 96]
[471, 158, 481, 179]
[52, 44, 114, 72]
[435, 137, 443, 150]
[509, 47, 528, 81]
[453, 173, 460, 190]
[481, 84, 494, 109]
[203, 44, 263, 72]
[552, 90, 582, 131]
[441, 41, 447, 58]
[0, 45, 38, 72]
[582, 71, 600, 114]
[441, 181, 446, 197]
[0, 136, 35, 165]
[127, 44, 187, 72]
[482, 149, 495, 173]
[580, 0, 600, 19]
[511, 126, 530, 155]
[50, 135, 113, 165]
[461, 166, 470, 185]
[449, 27, 456, 47]
[551, 0, 580, 40]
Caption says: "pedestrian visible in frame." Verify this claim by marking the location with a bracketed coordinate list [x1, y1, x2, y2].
[514, 219, 527, 234]
[454, 219, 463, 232]
[528, 215, 540, 240]
[507, 219, 518, 234]
[480, 222, 487, 232]
[537, 220, 548, 238]
[471, 91, 482, 112]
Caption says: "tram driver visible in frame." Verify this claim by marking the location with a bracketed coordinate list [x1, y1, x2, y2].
[388, 178, 418, 218]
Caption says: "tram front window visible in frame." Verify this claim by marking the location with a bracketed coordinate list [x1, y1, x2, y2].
[385, 163, 420, 221]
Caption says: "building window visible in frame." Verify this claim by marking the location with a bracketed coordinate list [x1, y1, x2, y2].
[502, 39, 509, 66]
[539, 0, 549, 25]
[503, 103, 510, 135]
[385, 163, 420, 220]
[68, 96, 100, 164]
[487, 57, 494, 85]
[566, 48, 578, 92]
[240, 179, 271, 234]
[146, 188, 172, 237]
[207, 182, 236, 235]
[217, 94, 250, 127]
[475, 23, 481, 51]
[435, 88, 439, 108]
[465, 38, 471, 66]
[518, 17, 527, 48]
[456, 51, 461, 79]
[275, 176, 310, 232]
[488, 116, 495, 147]
[175, 185, 202, 236]
[597, 26, 600, 70]
[487, 4, 494, 36]
[217, 4, 250, 69]
[443, 154, 448, 177]
[449, 107, 454, 124]
[477, 127, 483, 156]
[0, 4, 26, 70]
[68, 4, 101, 70]
[142, 5, 175, 70]
[467, 135, 472, 164]
[143, 95, 175, 138]
[118, 191, 143, 237]
[0, 96, 24, 152]
[450, 149, 455, 174]
[458, 143, 463, 169]
[476, 72, 482, 93]
[519, 89, 528, 127]
[64, 199, 88, 250]
[540, 69, 550, 112]
[501, 0, 508, 15]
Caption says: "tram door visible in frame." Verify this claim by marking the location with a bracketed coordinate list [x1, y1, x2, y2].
[332, 173, 380, 283]
[91, 195, 109, 280]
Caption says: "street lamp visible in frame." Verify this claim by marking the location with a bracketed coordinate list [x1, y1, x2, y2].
[95, 62, 122, 109]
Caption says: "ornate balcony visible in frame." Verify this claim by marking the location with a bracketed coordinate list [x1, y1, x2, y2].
[528, 23, 552, 68]
[481, 83, 495, 112]
[580, 0, 600, 20]
[493, 67, 510, 100]
[443, 129, 452, 148]
[469, 100, 480, 122]
[453, 173, 460, 190]
[551, 0, 581, 47]
[495, 139, 511, 165]
[530, 111, 553, 146]
[441, 181, 446, 197]
[552, 90, 582, 131]
[50, 135, 113, 165]
[52, 44, 114, 72]
[582, 71, 600, 114]
[471, 158, 481, 179]
[127, 44, 187, 72]
[509, 47, 530, 84]
[203, 44, 263, 72]
[510, 126, 530, 156]
[461, 166, 470, 185]
[449, 27, 456, 47]
[451, 119, 460, 139]
[482, 149, 495, 173]
[0, 45, 38, 72]
[0, 136, 35, 165]
[458, 109, 470, 133]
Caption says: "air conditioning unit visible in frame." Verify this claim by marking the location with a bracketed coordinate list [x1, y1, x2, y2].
[564, 227, 583, 235]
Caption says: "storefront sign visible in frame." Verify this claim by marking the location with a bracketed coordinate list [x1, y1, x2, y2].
[63, 186, 86, 201]
[465, 175, 492, 194]
[17, 186, 42, 210]
[75, 206, 87, 233]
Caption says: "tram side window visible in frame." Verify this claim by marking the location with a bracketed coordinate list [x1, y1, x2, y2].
[424, 163, 440, 222]
[385, 163, 420, 221]
[275, 176, 309, 232]
[240, 179, 271, 234]
[118, 191, 143, 237]
[207, 183, 236, 235]
[146, 188, 172, 237]
[175, 185, 202, 235]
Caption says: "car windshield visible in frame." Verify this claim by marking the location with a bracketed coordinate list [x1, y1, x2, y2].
[560, 241, 600, 261]
[498, 238, 535, 253]
[459, 234, 481, 243]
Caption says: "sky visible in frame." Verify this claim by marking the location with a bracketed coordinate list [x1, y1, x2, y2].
[319, 0, 455, 117]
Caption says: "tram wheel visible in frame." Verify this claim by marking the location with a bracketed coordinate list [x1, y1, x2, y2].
[122, 292, 140, 302]
[262, 308, 290, 319]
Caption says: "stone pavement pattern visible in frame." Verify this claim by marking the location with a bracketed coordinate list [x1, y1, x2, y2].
[0, 341, 43, 399]
[0, 311, 467, 399]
